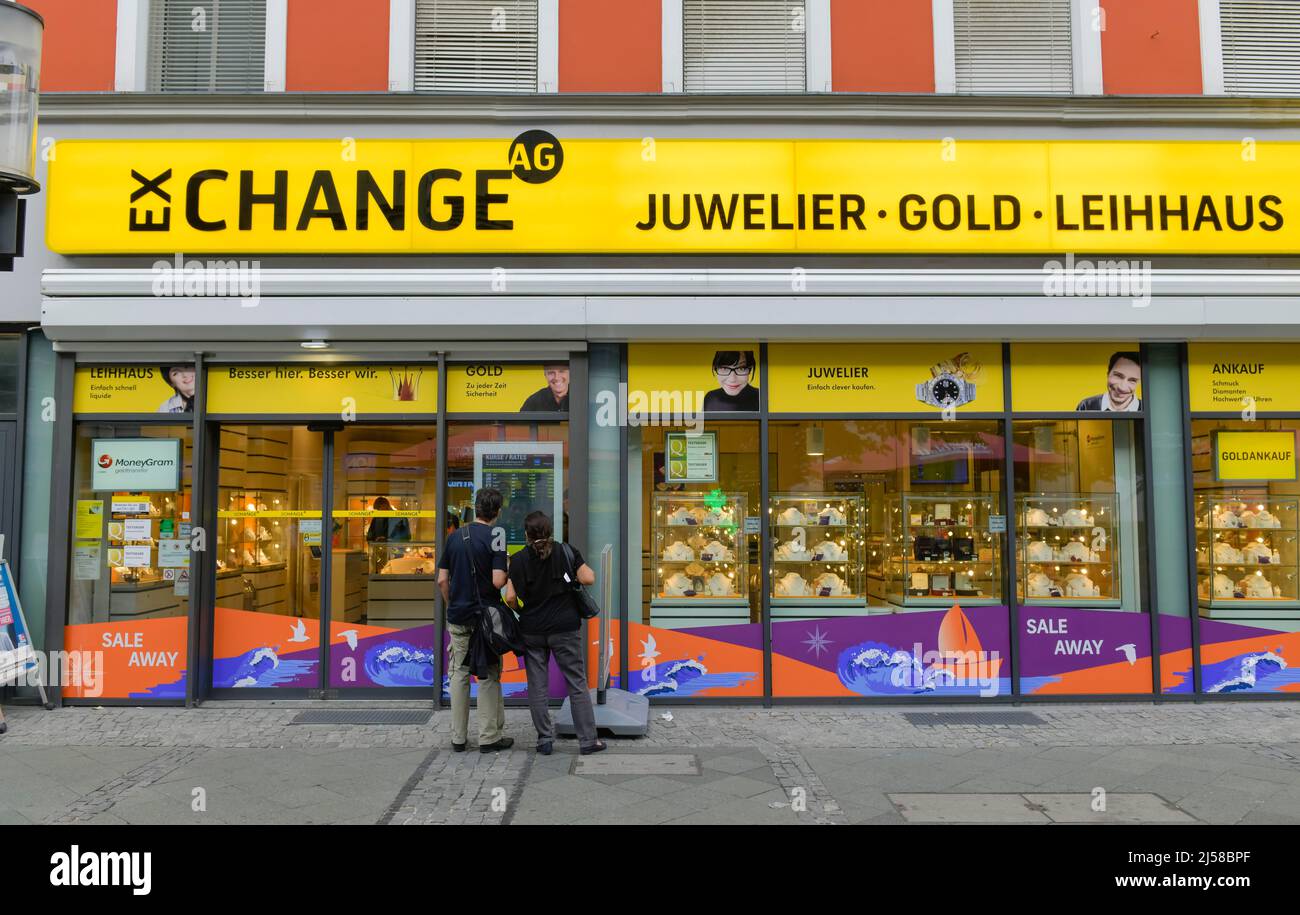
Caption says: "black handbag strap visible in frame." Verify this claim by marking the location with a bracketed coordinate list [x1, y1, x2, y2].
[461, 526, 487, 610]
[560, 542, 578, 583]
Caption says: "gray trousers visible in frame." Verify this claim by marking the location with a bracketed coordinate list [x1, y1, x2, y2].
[523, 628, 597, 748]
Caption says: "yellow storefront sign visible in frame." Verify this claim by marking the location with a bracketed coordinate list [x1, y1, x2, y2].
[206, 364, 436, 415]
[627, 344, 760, 413]
[1214, 430, 1298, 481]
[74, 364, 195, 414]
[446, 362, 570, 413]
[1010, 343, 1142, 412]
[1188, 343, 1300, 413]
[767, 343, 1003, 413]
[45, 138, 1300, 255]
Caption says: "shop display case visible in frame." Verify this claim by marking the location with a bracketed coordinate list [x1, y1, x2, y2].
[1195, 493, 1300, 617]
[103, 491, 189, 620]
[650, 492, 749, 627]
[216, 488, 297, 616]
[769, 492, 866, 617]
[1016, 494, 1121, 607]
[885, 493, 1003, 608]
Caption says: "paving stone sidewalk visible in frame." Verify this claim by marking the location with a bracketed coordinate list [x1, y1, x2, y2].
[2, 701, 1299, 824]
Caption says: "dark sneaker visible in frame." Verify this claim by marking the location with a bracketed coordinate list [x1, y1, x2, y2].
[452, 741, 467, 753]
[536, 741, 554, 756]
[579, 740, 607, 756]
[479, 737, 515, 753]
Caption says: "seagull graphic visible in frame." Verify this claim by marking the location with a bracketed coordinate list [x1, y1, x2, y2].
[339, 629, 359, 651]
[288, 619, 309, 643]
[638, 633, 660, 663]
[1115, 643, 1138, 665]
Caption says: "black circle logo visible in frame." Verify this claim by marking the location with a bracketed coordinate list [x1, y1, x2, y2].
[508, 130, 563, 184]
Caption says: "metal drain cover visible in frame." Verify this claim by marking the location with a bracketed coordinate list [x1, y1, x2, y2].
[904, 711, 1046, 727]
[290, 709, 432, 726]
[574, 754, 700, 776]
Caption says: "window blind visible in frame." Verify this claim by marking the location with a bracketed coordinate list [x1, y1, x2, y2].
[1221, 0, 1300, 96]
[953, 0, 1073, 94]
[683, 0, 807, 93]
[413, 0, 538, 93]
[148, 0, 266, 92]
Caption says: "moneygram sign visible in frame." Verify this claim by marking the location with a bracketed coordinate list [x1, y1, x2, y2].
[91, 439, 182, 491]
[45, 135, 1300, 255]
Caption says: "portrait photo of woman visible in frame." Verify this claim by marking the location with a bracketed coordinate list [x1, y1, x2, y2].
[702, 350, 759, 411]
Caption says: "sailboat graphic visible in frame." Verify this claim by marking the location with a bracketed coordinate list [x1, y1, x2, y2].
[935, 604, 1002, 682]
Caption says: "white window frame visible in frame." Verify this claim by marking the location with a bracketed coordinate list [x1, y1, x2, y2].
[932, 0, 956, 92]
[940, 0, 1089, 94]
[115, 0, 152, 91]
[663, 0, 684, 92]
[264, 0, 287, 92]
[1071, 0, 1103, 95]
[1198, 0, 1226, 94]
[805, 0, 830, 92]
[137, 0, 277, 93]
[389, 0, 416, 91]
[538, 0, 557, 92]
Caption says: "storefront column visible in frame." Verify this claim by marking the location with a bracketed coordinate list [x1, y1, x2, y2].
[17, 329, 52, 653]
[587, 344, 622, 686]
[186, 353, 207, 707]
[43, 351, 76, 706]
[1148, 342, 1197, 693]
[434, 352, 447, 701]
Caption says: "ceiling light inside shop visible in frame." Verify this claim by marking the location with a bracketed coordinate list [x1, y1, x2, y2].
[301, 340, 330, 350]
[806, 426, 825, 456]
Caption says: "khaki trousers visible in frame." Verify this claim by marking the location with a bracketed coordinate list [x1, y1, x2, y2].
[447, 622, 505, 745]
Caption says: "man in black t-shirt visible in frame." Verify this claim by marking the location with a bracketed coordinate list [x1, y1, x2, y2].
[438, 487, 512, 753]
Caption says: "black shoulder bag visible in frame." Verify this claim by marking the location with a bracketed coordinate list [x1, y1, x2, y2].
[560, 543, 601, 620]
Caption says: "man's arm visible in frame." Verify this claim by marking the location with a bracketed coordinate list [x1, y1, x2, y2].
[492, 569, 507, 590]
[437, 568, 450, 606]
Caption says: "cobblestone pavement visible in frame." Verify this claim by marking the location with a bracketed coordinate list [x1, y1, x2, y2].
[2, 701, 1299, 824]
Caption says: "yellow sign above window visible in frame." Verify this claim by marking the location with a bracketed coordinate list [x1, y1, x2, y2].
[206, 364, 436, 415]
[1188, 343, 1300, 413]
[1214, 430, 1298, 482]
[767, 343, 1003, 413]
[45, 137, 1300, 255]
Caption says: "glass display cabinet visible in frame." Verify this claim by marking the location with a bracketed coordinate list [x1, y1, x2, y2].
[1016, 494, 1121, 607]
[1196, 493, 1300, 617]
[102, 490, 189, 620]
[769, 492, 865, 616]
[217, 489, 292, 572]
[651, 492, 749, 622]
[885, 493, 1003, 608]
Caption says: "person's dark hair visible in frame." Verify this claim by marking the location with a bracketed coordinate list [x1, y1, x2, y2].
[712, 350, 756, 374]
[524, 511, 554, 560]
[160, 365, 195, 410]
[445, 510, 460, 531]
[1108, 351, 1141, 374]
[474, 487, 503, 521]
[373, 496, 392, 511]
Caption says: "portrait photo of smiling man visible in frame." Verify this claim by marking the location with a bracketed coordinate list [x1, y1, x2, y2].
[1076, 351, 1142, 412]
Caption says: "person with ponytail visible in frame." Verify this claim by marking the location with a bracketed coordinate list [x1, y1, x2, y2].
[504, 510, 605, 756]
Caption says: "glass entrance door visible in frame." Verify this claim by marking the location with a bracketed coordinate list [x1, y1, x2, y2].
[212, 425, 326, 691]
[210, 424, 442, 694]
[328, 425, 439, 691]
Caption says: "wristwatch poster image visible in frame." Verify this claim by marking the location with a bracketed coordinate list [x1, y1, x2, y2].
[916, 352, 982, 409]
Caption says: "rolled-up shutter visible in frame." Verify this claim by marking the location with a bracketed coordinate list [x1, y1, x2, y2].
[683, 0, 807, 93]
[953, 0, 1073, 94]
[414, 0, 538, 92]
[148, 0, 266, 92]
[1221, 0, 1300, 96]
